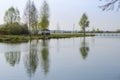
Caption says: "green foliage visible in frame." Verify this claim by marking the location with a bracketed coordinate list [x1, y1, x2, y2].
[23, 0, 38, 34]
[0, 23, 28, 35]
[39, 0, 49, 30]
[0, 35, 30, 43]
[39, 16, 49, 30]
[0, 33, 94, 43]
[30, 2, 38, 34]
[4, 7, 20, 24]
[116, 29, 120, 32]
[79, 13, 89, 36]
[79, 13, 89, 31]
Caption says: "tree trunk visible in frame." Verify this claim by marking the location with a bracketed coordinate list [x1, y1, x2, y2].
[84, 29, 85, 37]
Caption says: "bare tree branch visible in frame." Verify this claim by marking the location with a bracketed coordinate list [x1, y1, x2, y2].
[99, 0, 120, 11]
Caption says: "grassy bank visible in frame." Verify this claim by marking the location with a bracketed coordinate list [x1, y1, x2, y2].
[0, 33, 95, 43]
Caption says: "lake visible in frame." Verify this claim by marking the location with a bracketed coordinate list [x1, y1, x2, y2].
[0, 36, 120, 80]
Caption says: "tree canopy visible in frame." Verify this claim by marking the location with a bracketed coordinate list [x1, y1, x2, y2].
[4, 7, 20, 24]
[30, 1, 38, 33]
[23, 0, 38, 34]
[79, 13, 89, 36]
[39, 0, 50, 30]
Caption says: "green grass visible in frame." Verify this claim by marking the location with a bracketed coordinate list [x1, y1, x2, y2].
[0, 33, 95, 43]
[0, 35, 30, 43]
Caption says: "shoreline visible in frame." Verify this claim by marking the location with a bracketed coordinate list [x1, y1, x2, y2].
[0, 34, 95, 43]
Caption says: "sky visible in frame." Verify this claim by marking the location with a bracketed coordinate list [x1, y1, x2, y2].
[0, 0, 120, 31]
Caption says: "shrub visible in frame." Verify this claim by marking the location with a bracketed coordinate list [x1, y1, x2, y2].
[0, 23, 29, 35]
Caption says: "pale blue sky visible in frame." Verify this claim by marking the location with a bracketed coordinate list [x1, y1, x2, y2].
[0, 0, 120, 31]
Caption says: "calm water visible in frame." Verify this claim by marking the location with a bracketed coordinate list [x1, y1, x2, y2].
[0, 37, 120, 80]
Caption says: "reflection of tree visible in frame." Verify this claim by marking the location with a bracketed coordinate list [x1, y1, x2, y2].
[80, 37, 89, 59]
[57, 39, 60, 52]
[5, 51, 20, 67]
[24, 40, 38, 77]
[41, 40, 49, 75]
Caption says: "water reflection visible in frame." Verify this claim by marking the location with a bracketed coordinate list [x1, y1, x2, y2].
[24, 40, 39, 77]
[1, 37, 120, 80]
[23, 40, 50, 77]
[40, 40, 50, 75]
[80, 37, 90, 59]
[5, 51, 20, 67]
[57, 39, 60, 52]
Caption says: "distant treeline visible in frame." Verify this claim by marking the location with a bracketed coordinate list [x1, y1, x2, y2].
[51, 30, 120, 34]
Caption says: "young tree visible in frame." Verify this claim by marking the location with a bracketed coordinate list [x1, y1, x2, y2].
[39, 0, 50, 30]
[23, 0, 31, 32]
[99, 0, 120, 10]
[30, 1, 38, 34]
[79, 13, 89, 36]
[4, 7, 20, 24]
[23, 0, 38, 34]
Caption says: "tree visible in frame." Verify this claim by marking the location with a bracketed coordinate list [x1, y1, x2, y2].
[92, 27, 95, 33]
[30, 1, 38, 34]
[23, 0, 31, 33]
[0, 23, 28, 35]
[23, 0, 30, 25]
[99, 0, 120, 10]
[23, 0, 38, 34]
[96, 28, 100, 32]
[4, 7, 20, 24]
[79, 13, 89, 36]
[39, 0, 50, 30]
